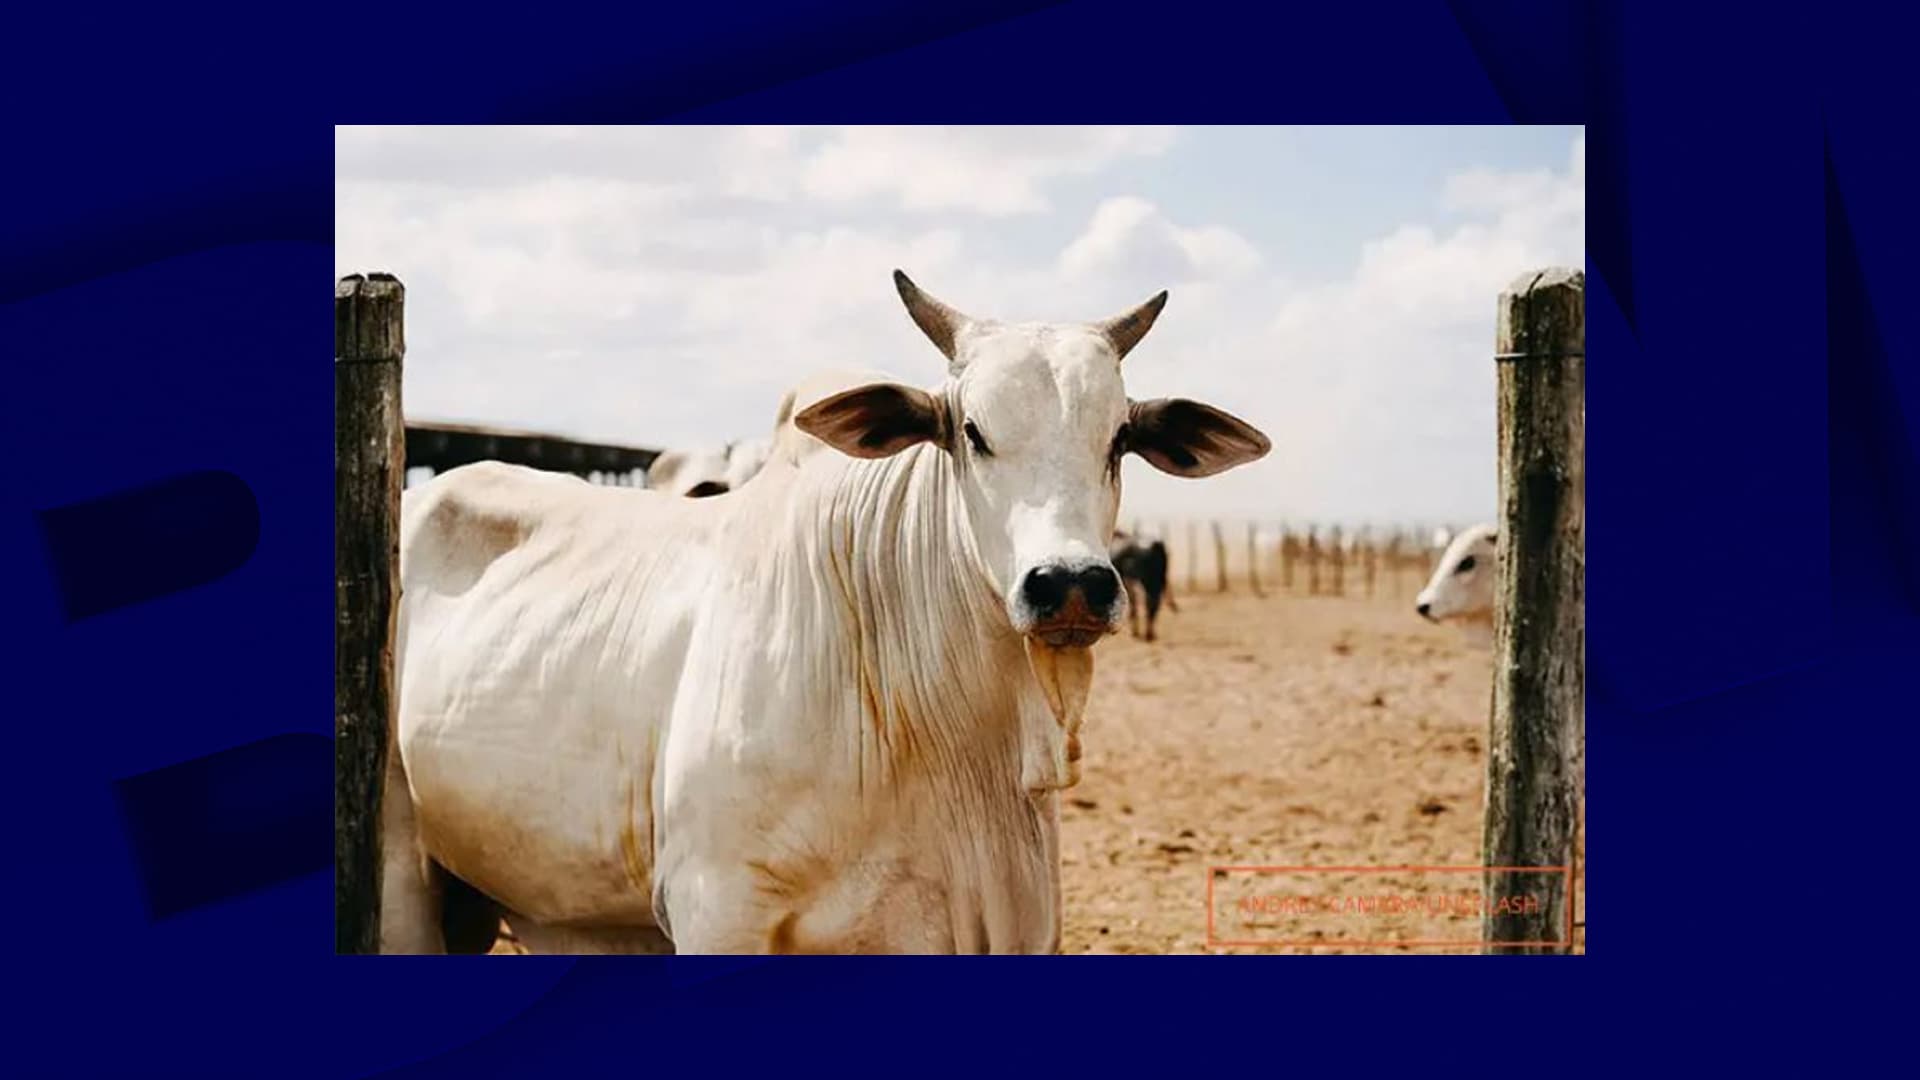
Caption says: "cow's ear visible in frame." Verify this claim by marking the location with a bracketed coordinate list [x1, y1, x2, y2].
[1126, 398, 1270, 478]
[794, 382, 947, 459]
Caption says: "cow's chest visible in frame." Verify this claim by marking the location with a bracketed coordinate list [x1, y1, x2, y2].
[657, 751, 1064, 954]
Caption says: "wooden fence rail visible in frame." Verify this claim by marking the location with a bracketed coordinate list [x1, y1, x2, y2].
[405, 420, 659, 484]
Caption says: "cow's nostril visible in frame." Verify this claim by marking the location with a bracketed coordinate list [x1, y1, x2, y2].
[1077, 566, 1120, 611]
[1416, 602, 1433, 619]
[686, 481, 730, 498]
[1022, 566, 1071, 614]
[1026, 564, 1121, 618]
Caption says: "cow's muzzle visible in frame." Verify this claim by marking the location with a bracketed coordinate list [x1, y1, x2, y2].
[1021, 563, 1122, 647]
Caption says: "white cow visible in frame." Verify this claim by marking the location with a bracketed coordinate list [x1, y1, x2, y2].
[384, 272, 1270, 954]
[646, 429, 776, 499]
[1415, 521, 1497, 647]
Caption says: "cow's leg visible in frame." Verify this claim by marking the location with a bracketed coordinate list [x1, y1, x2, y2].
[378, 749, 445, 954]
[437, 866, 503, 954]
[1144, 583, 1163, 642]
[1127, 580, 1144, 638]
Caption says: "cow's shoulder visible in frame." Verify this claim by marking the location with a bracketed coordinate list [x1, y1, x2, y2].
[401, 462, 597, 593]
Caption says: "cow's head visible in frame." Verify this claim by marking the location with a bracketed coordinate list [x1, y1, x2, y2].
[795, 271, 1269, 645]
[1416, 522, 1498, 624]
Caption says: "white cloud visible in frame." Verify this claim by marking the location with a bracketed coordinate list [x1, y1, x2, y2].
[1059, 196, 1263, 286]
[334, 125, 800, 200]
[335, 126, 1584, 523]
[1142, 131, 1588, 525]
[800, 126, 1176, 215]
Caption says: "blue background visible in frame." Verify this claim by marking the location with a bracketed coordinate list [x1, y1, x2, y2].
[4, 0, 1910, 1071]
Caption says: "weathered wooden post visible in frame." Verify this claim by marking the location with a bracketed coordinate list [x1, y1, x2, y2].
[1279, 526, 1294, 590]
[1329, 525, 1346, 597]
[1211, 521, 1229, 592]
[1484, 267, 1584, 955]
[1306, 526, 1321, 595]
[1246, 521, 1264, 597]
[336, 273, 405, 955]
[1186, 520, 1199, 590]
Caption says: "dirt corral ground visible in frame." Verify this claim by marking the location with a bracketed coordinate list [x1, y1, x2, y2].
[491, 575, 1585, 955]
[1064, 581, 1585, 954]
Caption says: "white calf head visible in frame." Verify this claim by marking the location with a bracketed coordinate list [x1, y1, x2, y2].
[795, 271, 1269, 646]
[647, 447, 733, 498]
[1416, 522, 1497, 624]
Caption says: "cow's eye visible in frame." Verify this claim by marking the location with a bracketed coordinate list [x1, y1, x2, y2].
[963, 420, 991, 457]
[1454, 555, 1477, 574]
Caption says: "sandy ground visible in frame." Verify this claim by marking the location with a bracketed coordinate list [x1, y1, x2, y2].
[493, 571, 1585, 955]
[1062, 579, 1583, 953]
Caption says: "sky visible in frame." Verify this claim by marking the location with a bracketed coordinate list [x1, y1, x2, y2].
[336, 125, 1585, 525]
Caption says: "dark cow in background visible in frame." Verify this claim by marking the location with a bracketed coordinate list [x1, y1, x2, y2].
[1110, 529, 1177, 641]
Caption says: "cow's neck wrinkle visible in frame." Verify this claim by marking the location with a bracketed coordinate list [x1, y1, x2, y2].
[711, 443, 1063, 949]
[796, 442, 1042, 801]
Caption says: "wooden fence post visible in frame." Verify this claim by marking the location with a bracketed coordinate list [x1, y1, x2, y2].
[1186, 520, 1199, 590]
[1246, 522, 1264, 597]
[1329, 525, 1345, 597]
[1211, 521, 1229, 592]
[335, 273, 405, 955]
[1484, 267, 1584, 955]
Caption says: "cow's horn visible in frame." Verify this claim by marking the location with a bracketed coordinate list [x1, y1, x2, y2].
[1097, 290, 1170, 360]
[893, 270, 970, 361]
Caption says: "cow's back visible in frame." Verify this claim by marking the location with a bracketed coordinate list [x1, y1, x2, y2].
[396, 462, 704, 925]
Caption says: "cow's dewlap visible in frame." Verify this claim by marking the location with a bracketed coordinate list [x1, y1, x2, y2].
[1025, 639, 1094, 789]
